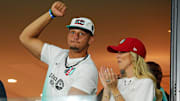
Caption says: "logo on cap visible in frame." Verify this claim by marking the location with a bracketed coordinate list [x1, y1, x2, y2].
[75, 20, 85, 25]
[120, 39, 126, 44]
[67, 17, 95, 35]
[133, 47, 137, 51]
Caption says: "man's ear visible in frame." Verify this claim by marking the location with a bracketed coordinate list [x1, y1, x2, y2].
[88, 36, 94, 45]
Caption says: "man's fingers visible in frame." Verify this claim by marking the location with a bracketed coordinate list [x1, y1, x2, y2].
[52, 1, 65, 11]
[61, 6, 67, 14]
[58, 3, 65, 10]
[53, 1, 61, 9]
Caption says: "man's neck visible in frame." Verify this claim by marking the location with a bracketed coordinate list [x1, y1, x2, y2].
[68, 50, 88, 58]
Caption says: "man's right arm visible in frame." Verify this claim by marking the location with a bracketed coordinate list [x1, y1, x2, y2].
[19, 1, 66, 59]
[19, 12, 52, 59]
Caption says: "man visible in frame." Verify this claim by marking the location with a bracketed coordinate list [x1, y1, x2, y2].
[19, 1, 98, 100]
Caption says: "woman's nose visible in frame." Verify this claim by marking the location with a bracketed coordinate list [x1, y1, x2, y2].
[116, 54, 121, 59]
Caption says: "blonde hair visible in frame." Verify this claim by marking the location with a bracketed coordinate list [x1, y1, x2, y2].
[130, 52, 162, 101]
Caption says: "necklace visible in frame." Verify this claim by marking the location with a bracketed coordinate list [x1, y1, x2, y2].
[64, 54, 88, 76]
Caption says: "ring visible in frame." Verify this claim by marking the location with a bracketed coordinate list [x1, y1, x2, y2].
[106, 80, 110, 82]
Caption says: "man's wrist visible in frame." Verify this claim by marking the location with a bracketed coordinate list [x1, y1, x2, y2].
[49, 9, 56, 19]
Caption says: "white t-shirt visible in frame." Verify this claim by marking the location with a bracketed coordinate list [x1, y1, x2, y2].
[40, 43, 98, 100]
[110, 77, 155, 101]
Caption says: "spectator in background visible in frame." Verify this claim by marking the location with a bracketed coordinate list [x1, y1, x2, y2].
[146, 61, 169, 101]
[0, 80, 7, 101]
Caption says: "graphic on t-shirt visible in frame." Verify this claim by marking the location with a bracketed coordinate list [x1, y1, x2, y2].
[49, 73, 57, 86]
[49, 73, 64, 91]
[55, 79, 64, 90]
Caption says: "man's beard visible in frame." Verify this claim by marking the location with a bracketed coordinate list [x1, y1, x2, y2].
[70, 46, 80, 51]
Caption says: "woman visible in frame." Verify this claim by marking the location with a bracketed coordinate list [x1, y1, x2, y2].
[99, 37, 162, 101]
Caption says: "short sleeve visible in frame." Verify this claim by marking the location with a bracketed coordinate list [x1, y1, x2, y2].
[134, 79, 155, 101]
[71, 64, 98, 94]
[40, 43, 65, 65]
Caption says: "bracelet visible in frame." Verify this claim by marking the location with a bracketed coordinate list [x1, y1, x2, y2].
[49, 9, 56, 19]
